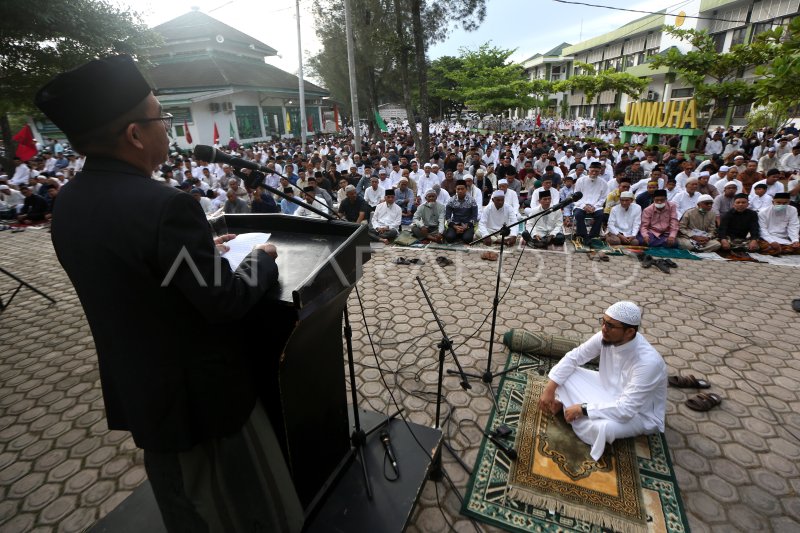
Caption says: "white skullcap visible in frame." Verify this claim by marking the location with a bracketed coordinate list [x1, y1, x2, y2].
[498, 178, 509, 185]
[476, 168, 485, 176]
[723, 182, 738, 188]
[697, 194, 714, 203]
[605, 301, 641, 326]
[734, 155, 744, 160]
[399, 177, 408, 183]
[719, 165, 730, 172]
[0, 185, 10, 191]
[491, 190, 505, 198]
[424, 163, 432, 168]
[620, 191, 635, 199]
[378, 169, 387, 174]
[699, 171, 710, 177]
[425, 189, 437, 198]
[345, 185, 356, 192]
[685, 177, 699, 185]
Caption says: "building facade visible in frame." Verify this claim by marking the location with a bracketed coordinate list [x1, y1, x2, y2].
[141, 10, 331, 148]
[518, 0, 799, 127]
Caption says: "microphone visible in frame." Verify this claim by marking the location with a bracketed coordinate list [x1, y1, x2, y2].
[487, 433, 517, 460]
[548, 191, 583, 212]
[379, 430, 399, 476]
[194, 145, 272, 174]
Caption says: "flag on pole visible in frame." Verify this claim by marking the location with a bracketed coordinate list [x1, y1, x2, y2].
[213, 122, 220, 145]
[229, 121, 236, 140]
[536, 114, 541, 128]
[12, 125, 37, 161]
[184, 120, 193, 144]
[333, 105, 340, 132]
[285, 111, 292, 133]
[375, 111, 388, 133]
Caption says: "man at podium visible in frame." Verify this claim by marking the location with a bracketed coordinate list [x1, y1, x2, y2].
[35, 55, 303, 532]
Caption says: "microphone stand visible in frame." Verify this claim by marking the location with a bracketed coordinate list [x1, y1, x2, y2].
[233, 166, 339, 217]
[415, 276, 472, 481]
[450, 202, 567, 385]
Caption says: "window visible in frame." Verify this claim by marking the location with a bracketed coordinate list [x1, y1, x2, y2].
[731, 27, 746, 46]
[671, 88, 694, 98]
[733, 102, 752, 118]
[712, 33, 725, 53]
[624, 55, 634, 68]
[234, 105, 262, 139]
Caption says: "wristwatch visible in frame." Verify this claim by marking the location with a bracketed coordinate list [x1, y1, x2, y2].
[581, 403, 588, 417]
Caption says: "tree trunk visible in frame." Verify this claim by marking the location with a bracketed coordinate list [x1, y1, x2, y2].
[1, 113, 16, 175]
[410, 0, 430, 164]
[392, 0, 422, 155]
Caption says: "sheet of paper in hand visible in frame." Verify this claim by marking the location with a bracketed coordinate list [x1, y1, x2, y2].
[222, 232, 271, 270]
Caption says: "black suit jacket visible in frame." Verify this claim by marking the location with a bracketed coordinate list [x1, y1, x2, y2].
[52, 157, 278, 452]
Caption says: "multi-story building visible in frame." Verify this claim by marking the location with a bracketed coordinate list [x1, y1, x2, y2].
[518, 0, 799, 128]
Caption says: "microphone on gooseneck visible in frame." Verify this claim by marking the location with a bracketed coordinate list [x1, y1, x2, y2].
[194, 145, 272, 174]
[549, 191, 583, 212]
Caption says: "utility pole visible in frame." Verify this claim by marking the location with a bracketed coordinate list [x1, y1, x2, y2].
[343, 0, 362, 153]
[296, 0, 308, 154]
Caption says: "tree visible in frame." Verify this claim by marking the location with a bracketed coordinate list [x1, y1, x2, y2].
[648, 25, 778, 133]
[751, 17, 800, 130]
[448, 44, 551, 116]
[0, 0, 159, 170]
[428, 56, 466, 119]
[554, 62, 648, 113]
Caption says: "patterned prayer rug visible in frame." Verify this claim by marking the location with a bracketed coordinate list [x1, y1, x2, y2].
[462, 353, 689, 533]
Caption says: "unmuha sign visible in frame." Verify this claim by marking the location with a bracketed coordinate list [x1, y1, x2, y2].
[624, 99, 697, 129]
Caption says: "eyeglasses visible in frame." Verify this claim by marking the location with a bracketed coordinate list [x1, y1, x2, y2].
[599, 318, 626, 330]
[130, 113, 173, 130]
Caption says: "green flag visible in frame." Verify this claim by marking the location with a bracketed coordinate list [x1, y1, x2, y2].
[229, 122, 236, 139]
[374, 111, 388, 133]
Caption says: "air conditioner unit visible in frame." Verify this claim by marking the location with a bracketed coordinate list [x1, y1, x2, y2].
[210, 102, 221, 113]
[651, 91, 659, 100]
[647, 90, 654, 100]
[222, 102, 234, 112]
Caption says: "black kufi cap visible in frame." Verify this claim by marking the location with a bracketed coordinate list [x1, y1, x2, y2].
[303, 186, 315, 193]
[775, 192, 791, 199]
[284, 187, 294, 193]
[456, 179, 467, 186]
[653, 189, 668, 198]
[734, 193, 748, 199]
[384, 188, 396, 196]
[539, 189, 551, 198]
[34, 55, 152, 137]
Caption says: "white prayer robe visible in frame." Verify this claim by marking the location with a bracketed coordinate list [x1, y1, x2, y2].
[364, 186, 386, 207]
[748, 193, 773, 212]
[416, 174, 441, 199]
[672, 190, 701, 219]
[371, 201, 402, 230]
[574, 176, 608, 211]
[608, 203, 642, 237]
[548, 332, 667, 461]
[295, 199, 330, 220]
[751, 179, 785, 198]
[758, 205, 800, 244]
[479, 203, 519, 238]
[524, 204, 563, 237]
[501, 188, 520, 213]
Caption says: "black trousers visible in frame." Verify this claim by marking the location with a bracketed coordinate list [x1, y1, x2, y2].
[444, 223, 474, 243]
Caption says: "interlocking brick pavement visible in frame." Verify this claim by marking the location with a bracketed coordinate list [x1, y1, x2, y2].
[1, 228, 799, 532]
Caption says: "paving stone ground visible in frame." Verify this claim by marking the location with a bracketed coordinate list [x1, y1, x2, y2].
[1, 228, 799, 532]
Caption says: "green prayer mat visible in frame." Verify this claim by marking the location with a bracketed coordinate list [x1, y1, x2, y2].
[637, 247, 701, 260]
[462, 352, 689, 533]
[570, 238, 625, 255]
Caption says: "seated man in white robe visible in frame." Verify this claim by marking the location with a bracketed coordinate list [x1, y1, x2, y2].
[497, 179, 519, 215]
[606, 191, 642, 246]
[539, 301, 667, 461]
[758, 192, 800, 255]
[370, 188, 402, 244]
[294, 186, 330, 219]
[521, 189, 564, 248]
[479, 190, 518, 246]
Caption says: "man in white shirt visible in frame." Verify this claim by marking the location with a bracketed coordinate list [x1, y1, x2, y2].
[522, 190, 564, 248]
[573, 163, 608, 241]
[606, 191, 642, 245]
[758, 147, 780, 174]
[749, 183, 773, 212]
[705, 134, 723, 156]
[758, 192, 800, 254]
[11, 158, 31, 187]
[752, 169, 785, 198]
[674, 161, 697, 190]
[538, 301, 667, 461]
[672, 177, 702, 219]
[370, 189, 402, 243]
[294, 187, 330, 219]
[364, 176, 386, 208]
[497, 179, 519, 214]
[479, 190, 518, 245]
[779, 144, 800, 173]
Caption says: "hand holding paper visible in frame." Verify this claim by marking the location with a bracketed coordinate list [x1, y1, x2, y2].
[221, 232, 272, 270]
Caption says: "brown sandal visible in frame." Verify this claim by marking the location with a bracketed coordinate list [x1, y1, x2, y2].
[481, 251, 498, 261]
[686, 392, 722, 412]
[668, 375, 711, 389]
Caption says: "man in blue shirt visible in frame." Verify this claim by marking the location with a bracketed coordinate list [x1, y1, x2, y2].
[280, 187, 300, 214]
[445, 179, 479, 243]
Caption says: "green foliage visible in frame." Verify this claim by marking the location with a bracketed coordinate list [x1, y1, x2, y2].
[446, 43, 553, 116]
[428, 55, 465, 118]
[0, 0, 160, 114]
[753, 17, 800, 117]
[649, 25, 779, 126]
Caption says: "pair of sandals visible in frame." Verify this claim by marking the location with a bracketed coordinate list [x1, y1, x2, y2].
[587, 251, 609, 262]
[481, 251, 498, 261]
[640, 254, 678, 274]
[394, 257, 423, 265]
[669, 374, 722, 412]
